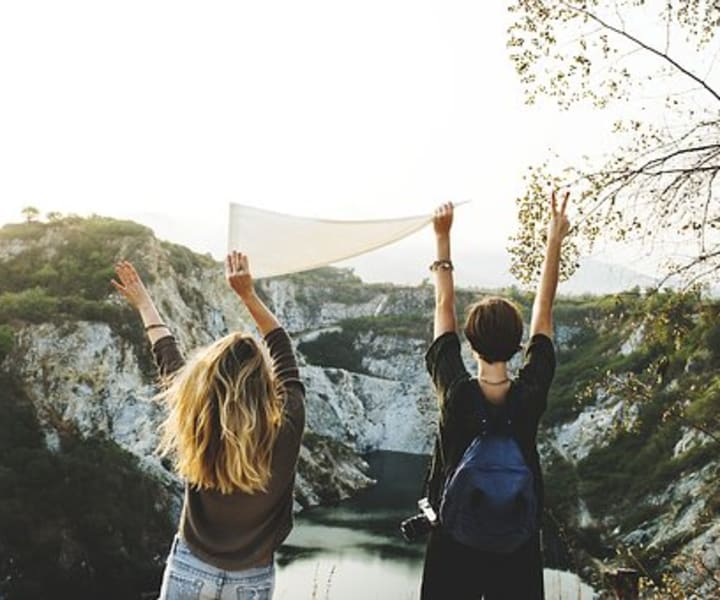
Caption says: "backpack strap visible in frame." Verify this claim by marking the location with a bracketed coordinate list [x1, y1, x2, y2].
[423, 374, 470, 508]
[477, 396, 491, 436]
[476, 385, 523, 436]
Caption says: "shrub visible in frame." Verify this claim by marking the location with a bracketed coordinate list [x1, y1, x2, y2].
[0, 375, 174, 599]
[161, 240, 217, 276]
[0, 325, 13, 361]
[705, 323, 720, 358]
[0, 288, 59, 322]
[298, 330, 365, 373]
[0, 216, 153, 300]
[340, 314, 430, 339]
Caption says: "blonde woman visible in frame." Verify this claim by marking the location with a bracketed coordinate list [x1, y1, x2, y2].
[112, 251, 305, 600]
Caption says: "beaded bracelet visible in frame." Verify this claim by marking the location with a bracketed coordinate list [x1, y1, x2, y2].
[429, 260, 454, 272]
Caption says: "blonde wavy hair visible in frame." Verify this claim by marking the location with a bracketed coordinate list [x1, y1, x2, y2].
[156, 332, 283, 495]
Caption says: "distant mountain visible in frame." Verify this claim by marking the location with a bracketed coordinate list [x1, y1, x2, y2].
[343, 247, 657, 295]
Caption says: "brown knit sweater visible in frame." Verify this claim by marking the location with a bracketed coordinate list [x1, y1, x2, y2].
[152, 327, 306, 571]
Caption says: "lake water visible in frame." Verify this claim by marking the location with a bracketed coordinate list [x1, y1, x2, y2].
[275, 451, 596, 600]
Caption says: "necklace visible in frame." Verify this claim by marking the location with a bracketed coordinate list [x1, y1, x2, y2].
[479, 377, 510, 385]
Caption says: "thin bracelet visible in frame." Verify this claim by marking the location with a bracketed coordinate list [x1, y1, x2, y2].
[429, 260, 454, 272]
[144, 323, 168, 331]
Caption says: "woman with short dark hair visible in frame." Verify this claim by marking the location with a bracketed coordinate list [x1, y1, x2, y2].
[420, 191, 570, 599]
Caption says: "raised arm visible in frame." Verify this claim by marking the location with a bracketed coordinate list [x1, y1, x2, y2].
[530, 190, 570, 339]
[432, 203, 457, 340]
[225, 251, 280, 336]
[226, 251, 305, 405]
[112, 260, 184, 377]
[112, 261, 172, 345]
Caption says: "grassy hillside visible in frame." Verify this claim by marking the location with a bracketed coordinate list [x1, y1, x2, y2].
[0, 215, 216, 375]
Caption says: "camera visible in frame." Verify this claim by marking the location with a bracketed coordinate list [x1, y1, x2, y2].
[400, 497, 439, 542]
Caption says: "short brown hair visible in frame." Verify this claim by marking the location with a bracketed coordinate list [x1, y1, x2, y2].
[464, 297, 524, 363]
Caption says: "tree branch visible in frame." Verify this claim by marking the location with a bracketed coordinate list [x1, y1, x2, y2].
[650, 166, 720, 176]
[682, 262, 720, 290]
[665, 0, 672, 56]
[682, 417, 720, 447]
[613, 0, 626, 31]
[656, 249, 720, 288]
[560, 1, 720, 103]
[631, 144, 720, 175]
[701, 169, 718, 253]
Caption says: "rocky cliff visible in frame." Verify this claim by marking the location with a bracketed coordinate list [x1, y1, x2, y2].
[0, 216, 718, 598]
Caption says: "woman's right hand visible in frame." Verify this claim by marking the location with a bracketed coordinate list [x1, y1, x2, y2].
[433, 202, 454, 238]
[225, 251, 255, 300]
[112, 260, 153, 311]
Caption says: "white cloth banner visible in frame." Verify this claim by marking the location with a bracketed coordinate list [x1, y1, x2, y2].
[227, 203, 466, 279]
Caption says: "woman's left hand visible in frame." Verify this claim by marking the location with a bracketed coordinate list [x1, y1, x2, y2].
[112, 260, 153, 311]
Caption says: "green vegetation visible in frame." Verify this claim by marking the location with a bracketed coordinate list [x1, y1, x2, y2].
[0, 216, 171, 377]
[298, 313, 430, 372]
[538, 289, 720, 580]
[1, 214, 718, 592]
[575, 394, 683, 517]
[341, 314, 430, 340]
[160, 240, 216, 277]
[0, 325, 14, 361]
[543, 451, 580, 518]
[0, 374, 174, 600]
[685, 378, 720, 431]
[299, 330, 366, 373]
[0, 221, 47, 241]
[0, 216, 153, 300]
[282, 266, 364, 288]
[704, 322, 720, 358]
[508, 0, 720, 297]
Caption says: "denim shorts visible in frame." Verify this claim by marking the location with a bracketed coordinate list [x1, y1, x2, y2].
[157, 535, 275, 600]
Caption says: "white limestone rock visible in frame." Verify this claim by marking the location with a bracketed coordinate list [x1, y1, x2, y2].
[303, 365, 436, 454]
[9, 319, 373, 511]
[673, 427, 714, 458]
[547, 389, 639, 463]
[620, 326, 644, 356]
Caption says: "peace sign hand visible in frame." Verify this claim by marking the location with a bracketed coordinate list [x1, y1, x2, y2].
[225, 251, 254, 300]
[548, 189, 571, 244]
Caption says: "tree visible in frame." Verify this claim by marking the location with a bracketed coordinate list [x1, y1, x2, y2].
[507, 1, 720, 290]
[21, 206, 40, 223]
[46, 211, 63, 223]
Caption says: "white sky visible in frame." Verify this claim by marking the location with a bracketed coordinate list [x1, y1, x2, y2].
[0, 0, 679, 283]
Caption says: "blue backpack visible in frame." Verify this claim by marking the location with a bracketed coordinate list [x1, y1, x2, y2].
[439, 397, 539, 553]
